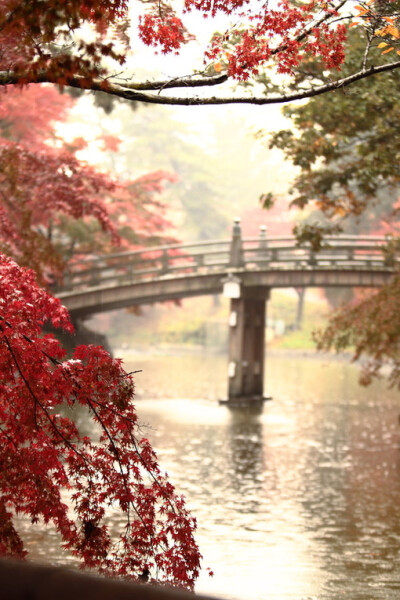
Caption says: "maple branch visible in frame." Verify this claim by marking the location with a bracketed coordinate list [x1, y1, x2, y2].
[129, 434, 180, 515]
[87, 395, 181, 523]
[3, 328, 157, 552]
[76, 59, 400, 104]
[84, 399, 137, 530]
[362, 31, 374, 72]
[270, 0, 348, 57]
[117, 72, 229, 90]
[3, 333, 40, 430]
[2, 58, 400, 105]
[0, 315, 64, 367]
[1, 328, 90, 468]
[83, 398, 171, 560]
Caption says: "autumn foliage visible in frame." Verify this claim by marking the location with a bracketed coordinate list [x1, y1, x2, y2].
[266, 26, 400, 385]
[0, 138, 118, 282]
[1, 0, 399, 105]
[4, 0, 400, 586]
[0, 84, 176, 284]
[0, 255, 202, 588]
[314, 276, 400, 389]
[0, 0, 130, 83]
[0, 21, 200, 588]
[1, 0, 347, 82]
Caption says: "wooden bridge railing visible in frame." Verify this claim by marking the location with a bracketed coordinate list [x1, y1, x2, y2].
[58, 222, 394, 293]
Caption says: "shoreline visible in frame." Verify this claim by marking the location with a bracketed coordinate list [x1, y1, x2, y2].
[112, 343, 354, 364]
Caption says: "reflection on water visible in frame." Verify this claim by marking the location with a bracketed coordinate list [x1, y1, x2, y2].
[19, 352, 400, 600]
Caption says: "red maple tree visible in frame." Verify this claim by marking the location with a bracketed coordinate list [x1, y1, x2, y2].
[0, 58, 200, 589]
[0, 84, 176, 284]
[0, 255, 202, 588]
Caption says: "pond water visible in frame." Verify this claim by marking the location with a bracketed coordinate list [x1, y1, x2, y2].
[20, 351, 400, 600]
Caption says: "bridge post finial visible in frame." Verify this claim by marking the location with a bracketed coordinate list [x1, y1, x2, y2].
[259, 225, 268, 247]
[229, 218, 244, 268]
[233, 216, 241, 235]
[258, 224, 269, 266]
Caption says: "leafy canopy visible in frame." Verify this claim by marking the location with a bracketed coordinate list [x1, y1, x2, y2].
[2, 0, 400, 105]
[269, 29, 400, 228]
[269, 27, 400, 388]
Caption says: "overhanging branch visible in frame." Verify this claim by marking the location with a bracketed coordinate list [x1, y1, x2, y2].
[2, 58, 400, 105]
[118, 72, 230, 90]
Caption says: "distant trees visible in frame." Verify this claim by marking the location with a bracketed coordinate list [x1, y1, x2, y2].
[91, 103, 230, 241]
[0, 85, 175, 284]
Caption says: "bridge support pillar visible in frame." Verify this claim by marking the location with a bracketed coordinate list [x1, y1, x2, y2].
[226, 287, 270, 405]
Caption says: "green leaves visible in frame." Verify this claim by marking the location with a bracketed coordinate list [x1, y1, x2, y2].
[293, 222, 342, 252]
[266, 27, 400, 384]
[270, 29, 400, 224]
[259, 192, 275, 210]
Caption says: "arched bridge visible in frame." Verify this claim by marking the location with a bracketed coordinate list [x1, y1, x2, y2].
[57, 225, 394, 319]
[56, 221, 396, 405]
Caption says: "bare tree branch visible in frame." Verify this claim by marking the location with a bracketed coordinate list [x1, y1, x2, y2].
[2, 56, 400, 105]
[118, 72, 230, 90]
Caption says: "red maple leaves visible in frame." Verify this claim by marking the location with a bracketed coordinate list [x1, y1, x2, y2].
[0, 141, 118, 282]
[139, 14, 188, 54]
[0, 255, 202, 588]
[203, 0, 347, 79]
[1, 0, 349, 87]
[0, 83, 177, 284]
[0, 53, 200, 589]
[0, 0, 129, 83]
[137, 0, 347, 79]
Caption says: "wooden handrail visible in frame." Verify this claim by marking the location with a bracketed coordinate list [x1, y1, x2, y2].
[57, 235, 396, 293]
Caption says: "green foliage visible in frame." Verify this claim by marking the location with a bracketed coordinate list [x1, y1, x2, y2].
[271, 31, 400, 387]
[293, 222, 342, 252]
[267, 28, 400, 386]
[259, 192, 274, 210]
[269, 29, 400, 235]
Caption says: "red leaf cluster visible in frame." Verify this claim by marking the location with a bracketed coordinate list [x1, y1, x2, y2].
[1, 0, 349, 87]
[137, 0, 347, 80]
[0, 141, 118, 283]
[0, 0, 129, 83]
[0, 84, 177, 283]
[203, 0, 347, 79]
[0, 85, 74, 147]
[139, 14, 187, 54]
[0, 255, 202, 589]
